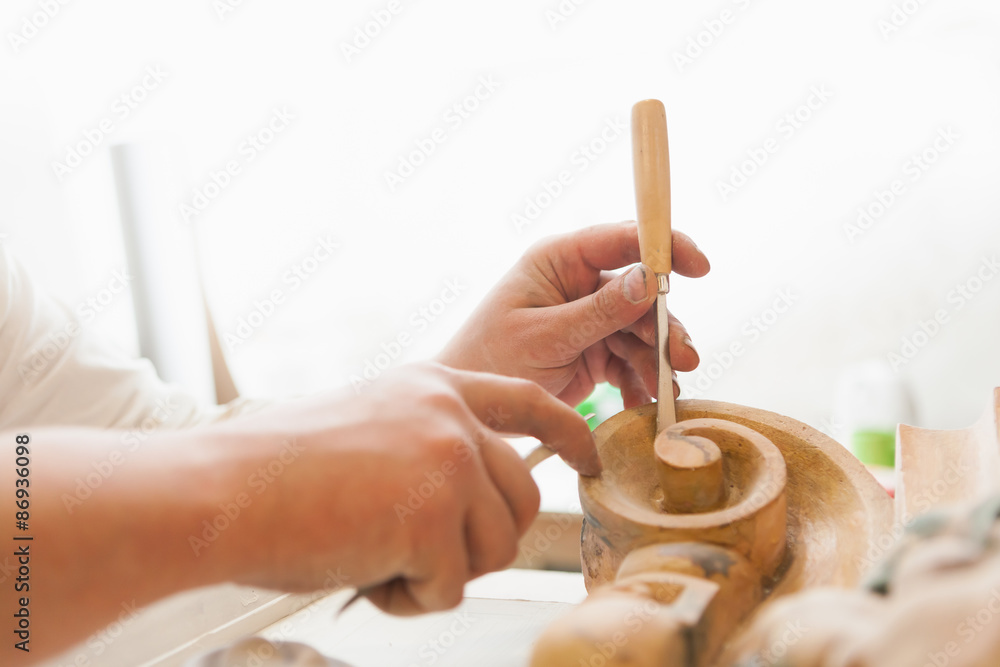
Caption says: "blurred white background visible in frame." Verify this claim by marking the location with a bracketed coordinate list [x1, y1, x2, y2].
[1, 0, 998, 442]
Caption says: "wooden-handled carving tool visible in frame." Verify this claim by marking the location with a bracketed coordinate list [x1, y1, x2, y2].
[631, 99, 676, 433]
[336, 415, 596, 617]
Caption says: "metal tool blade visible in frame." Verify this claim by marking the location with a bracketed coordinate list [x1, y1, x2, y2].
[656, 287, 676, 433]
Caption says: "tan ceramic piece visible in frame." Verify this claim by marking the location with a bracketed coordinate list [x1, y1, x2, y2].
[725, 388, 1000, 667]
[187, 637, 348, 667]
[531, 399, 893, 667]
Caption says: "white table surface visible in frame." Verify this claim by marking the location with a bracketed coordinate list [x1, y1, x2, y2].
[252, 570, 587, 667]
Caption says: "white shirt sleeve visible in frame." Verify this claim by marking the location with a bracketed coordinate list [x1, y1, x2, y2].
[0, 246, 269, 432]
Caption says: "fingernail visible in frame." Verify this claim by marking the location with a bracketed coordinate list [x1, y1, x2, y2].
[682, 336, 700, 365]
[699, 247, 711, 271]
[691, 240, 711, 270]
[584, 452, 603, 477]
[624, 265, 651, 304]
[581, 433, 603, 477]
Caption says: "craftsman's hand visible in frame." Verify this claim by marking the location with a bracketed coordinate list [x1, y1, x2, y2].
[437, 222, 710, 408]
[211, 363, 596, 616]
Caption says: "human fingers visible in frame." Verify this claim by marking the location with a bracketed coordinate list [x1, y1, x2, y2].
[449, 369, 600, 477]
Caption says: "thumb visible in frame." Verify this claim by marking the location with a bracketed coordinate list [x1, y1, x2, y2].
[551, 264, 657, 353]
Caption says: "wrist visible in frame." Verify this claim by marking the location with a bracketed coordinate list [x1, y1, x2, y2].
[117, 427, 257, 593]
[166, 425, 289, 588]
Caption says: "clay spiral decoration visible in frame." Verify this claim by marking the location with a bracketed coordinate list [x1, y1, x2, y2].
[531, 400, 893, 667]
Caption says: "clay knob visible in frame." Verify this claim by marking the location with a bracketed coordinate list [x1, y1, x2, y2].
[655, 428, 726, 513]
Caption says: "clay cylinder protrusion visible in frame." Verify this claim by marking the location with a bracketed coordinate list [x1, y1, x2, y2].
[655, 429, 725, 513]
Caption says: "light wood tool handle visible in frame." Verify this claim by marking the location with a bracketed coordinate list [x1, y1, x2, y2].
[631, 99, 672, 275]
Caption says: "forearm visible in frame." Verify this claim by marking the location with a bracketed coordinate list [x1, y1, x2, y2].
[0, 427, 247, 664]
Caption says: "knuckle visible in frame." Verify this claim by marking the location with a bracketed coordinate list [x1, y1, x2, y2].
[591, 285, 615, 321]
[517, 378, 547, 402]
[423, 576, 465, 612]
[410, 361, 460, 390]
[416, 359, 449, 375]
[527, 232, 563, 258]
[422, 387, 465, 414]
[427, 361, 459, 381]
[493, 538, 519, 571]
[638, 317, 655, 343]
[513, 380, 548, 421]
[522, 485, 542, 525]
[431, 432, 466, 464]
[438, 431, 480, 473]
[438, 583, 465, 611]
[478, 528, 518, 574]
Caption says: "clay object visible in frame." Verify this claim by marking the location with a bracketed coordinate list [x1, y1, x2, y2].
[532, 399, 892, 667]
[533, 541, 765, 667]
[581, 412, 788, 589]
[895, 387, 1000, 525]
[725, 388, 1000, 667]
[186, 637, 352, 667]
[580, 400, 891, 592]
[729, 496, 1000, 666]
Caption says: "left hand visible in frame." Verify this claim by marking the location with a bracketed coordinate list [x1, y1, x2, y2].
[437, 222, 710, 408]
